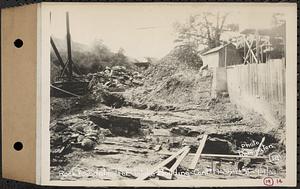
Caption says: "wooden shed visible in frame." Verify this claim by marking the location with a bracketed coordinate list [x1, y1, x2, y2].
[201, 43, 242, 68]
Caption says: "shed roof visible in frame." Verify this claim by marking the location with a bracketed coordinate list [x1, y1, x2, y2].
[202, 43, 234, 56]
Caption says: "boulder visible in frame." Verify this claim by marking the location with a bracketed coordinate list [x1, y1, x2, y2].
[81, 138, 96, 151]
[89, 111, 142, 137]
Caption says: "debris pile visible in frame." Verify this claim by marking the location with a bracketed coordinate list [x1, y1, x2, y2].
[124, 60, 213, 108]
[87, 66, 143, 93]
[50, 54, 285, 181]
[50, 66, 145, 118]
[50, 104, 284, 180]
[136, 132, 283, 180]
[50, 116, 112, 166]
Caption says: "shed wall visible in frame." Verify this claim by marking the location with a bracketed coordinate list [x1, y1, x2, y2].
[226, 46, 243, 66]
[202, 53, 219, 68]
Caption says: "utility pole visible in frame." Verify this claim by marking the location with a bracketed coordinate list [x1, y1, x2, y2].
[66, 12, 73, 80]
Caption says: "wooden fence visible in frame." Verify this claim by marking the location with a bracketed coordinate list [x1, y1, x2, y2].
[226, 59, 285, 121]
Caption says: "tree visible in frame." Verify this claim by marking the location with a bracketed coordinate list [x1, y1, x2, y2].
[271, 13, 285, 27]
[110, 48, 129, 67]
[172, 12, 231, 68]
[172, 44, 203, 69]
[174, 12, 230, 50]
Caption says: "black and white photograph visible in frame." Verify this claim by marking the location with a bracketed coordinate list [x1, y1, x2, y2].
[41, 3, 296, 186]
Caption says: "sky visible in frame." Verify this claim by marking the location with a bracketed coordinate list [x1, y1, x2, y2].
[47, 3, 287, 59]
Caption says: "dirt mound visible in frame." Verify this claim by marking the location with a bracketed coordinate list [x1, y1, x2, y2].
[124, 58, 213, 107]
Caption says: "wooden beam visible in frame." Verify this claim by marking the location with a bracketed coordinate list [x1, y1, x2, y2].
[225, 46, 227, 67]
[243, 37, 246, 61]
[50, 85, 80, 97]
[243, 57, 250, 64]
[158, 151, 268, 159]
[66, 12, 73, 80]
[245, 39, 258, 63]
[136, 146, 189, 180]
[255, 31, 260, 63]
[201, 153, 267, 159]
[169, 147, 190, 173]
[50, 37, 69, 76]
[243, 38, 254, 64]
[189, 134, 208, 170]
[157, 147, 191, 180]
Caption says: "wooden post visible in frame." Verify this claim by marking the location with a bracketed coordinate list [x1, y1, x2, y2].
[66, 12, 73, 80]
[225, 46, 227, 67]
[261, 43, 263, 63]
[136, 146, 189, 180]
[189, 134, 208, 170]
[156, 147, 190, 180]
[50, 85, 80, 97]
[50, 37, 69, 76]
[243, 36, 246, 64]
[255, 31, 259, 63]
[169, 147, 190, 173]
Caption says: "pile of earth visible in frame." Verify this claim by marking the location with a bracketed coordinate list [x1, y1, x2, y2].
[124, 57, 213, 108]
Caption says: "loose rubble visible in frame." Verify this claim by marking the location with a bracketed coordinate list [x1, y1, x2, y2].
[87, 66, 143, 93]
[50, 61, 285, 181]
[50, 116, 112, 165]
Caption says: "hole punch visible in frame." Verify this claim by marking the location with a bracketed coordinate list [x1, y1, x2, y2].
[13, 142, 23, 151]
[14, 39, 23, 48]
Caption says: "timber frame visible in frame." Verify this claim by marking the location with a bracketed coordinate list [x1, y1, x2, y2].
[242, 34, 272, 64]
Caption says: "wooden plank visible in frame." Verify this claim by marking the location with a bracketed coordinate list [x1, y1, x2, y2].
[201, 153, 267, 159]
[159, 152, 268, 159]
[157, 147, 191, 180]
[169, 147, 190, 172]
[189, 134, 208, 170]
[136, 146, 189, 180]
[50, 37, 69, 75]
[50, 84, 80, 97]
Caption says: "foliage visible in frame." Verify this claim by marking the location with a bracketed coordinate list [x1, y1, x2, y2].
[50, 39, 134, 81]
[271, 13, 286, 27]
[172, 12, 237, 68]
[174, 12, 234, 49]
[170, 44, 203, 69]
